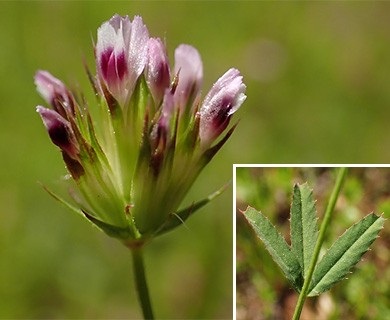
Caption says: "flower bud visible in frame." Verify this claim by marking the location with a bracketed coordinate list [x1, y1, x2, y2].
[173, 44, 203, 111]
[145, 38, 171, 105]
[36, 106, 79, 159]
[149, 90, 174, 174]
[34, 70, 73, 118]
[96, 15, 149, 106]
[199, 68, 246, 148]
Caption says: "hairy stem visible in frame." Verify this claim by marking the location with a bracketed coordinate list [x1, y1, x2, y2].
[292, 167, 348, 320]
[131, 245, 154, 319]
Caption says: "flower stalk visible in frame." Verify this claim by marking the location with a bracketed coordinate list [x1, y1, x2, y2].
[131, 245, 154, 319]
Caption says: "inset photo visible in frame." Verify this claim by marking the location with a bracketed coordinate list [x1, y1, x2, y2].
[235, 166, 389, 320]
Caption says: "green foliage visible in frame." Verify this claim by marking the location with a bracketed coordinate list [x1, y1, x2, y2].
[237, 168, 390, 319]
[241, 180, 384, 299]
[242, 206, 302, 291]
[290, 183, 318, 278]
[308, 213, 385, 296]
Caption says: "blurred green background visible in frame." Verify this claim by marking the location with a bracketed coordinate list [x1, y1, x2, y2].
[1, 1, 390, 319]
[236, 167, 390, 319]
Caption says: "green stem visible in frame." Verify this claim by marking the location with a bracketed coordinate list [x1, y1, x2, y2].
[131, 245, 155, 319]
[292, 167, 348, 320]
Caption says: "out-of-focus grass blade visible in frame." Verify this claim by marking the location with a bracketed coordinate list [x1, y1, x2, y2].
[308, 213, 385, 296]
[241, 206, 303, 291]
[290, 183, 319, 278]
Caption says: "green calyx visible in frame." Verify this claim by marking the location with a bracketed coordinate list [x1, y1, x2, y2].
[42, 181, 229, 244]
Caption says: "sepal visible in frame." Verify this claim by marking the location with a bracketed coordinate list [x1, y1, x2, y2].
[82, 210, 133, 240]
[200, 122, 238, 167]
[156, 183, 230, 236]
[41, 183, 134, 240]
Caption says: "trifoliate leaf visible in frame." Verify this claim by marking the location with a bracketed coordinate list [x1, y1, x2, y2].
[241, 206, 303, 291]
[290, 183, 319, 278]
[308, 213, 384, 296]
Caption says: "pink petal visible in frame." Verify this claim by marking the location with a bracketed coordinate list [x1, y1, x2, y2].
[128, 16, 149, 83]
[36, 106, 79, 159]
[199, 68, 246, 147]
[34, 70, 69, 107]
[146, 38, 171, 104]
[96, 15, 149, 105]
[173, 44, 203, 110]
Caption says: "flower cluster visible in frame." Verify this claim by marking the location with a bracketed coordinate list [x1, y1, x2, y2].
[36, 14, 246, 245]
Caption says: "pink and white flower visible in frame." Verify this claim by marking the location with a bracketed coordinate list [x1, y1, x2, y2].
[199, 68, 247, 148]
[96, 15, 149, 106]
[145, 38, 171, 105]
[36, 106, 79, 160]
[34, 71, 73, 117]
[173, 44, 203, 111]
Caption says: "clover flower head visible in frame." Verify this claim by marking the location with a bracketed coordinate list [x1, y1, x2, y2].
[36, 14, 247, 244]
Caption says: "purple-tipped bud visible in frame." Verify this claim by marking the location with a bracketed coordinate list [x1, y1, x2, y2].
[36, 106, 79, 159]
[96, 15, 149, 105]
[151, 90, 174, 150]
[150, 90, 174, 176]
[199, 68, 246, 148]
[34, 71, 73, 117]
[173, 44, 203, 110]
[145, 38, 171, 105]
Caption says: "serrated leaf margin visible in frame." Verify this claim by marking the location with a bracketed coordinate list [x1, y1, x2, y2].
[241, 206, 303, 291]
[308, 213, 385, 296]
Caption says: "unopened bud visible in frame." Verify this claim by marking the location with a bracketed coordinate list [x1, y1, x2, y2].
[145, 38, 171, 105]
[199, 68, 246, 148]
[34, 70, 74, 117]
[173, 44, 203, 111]
[36, 106, 79, 159]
